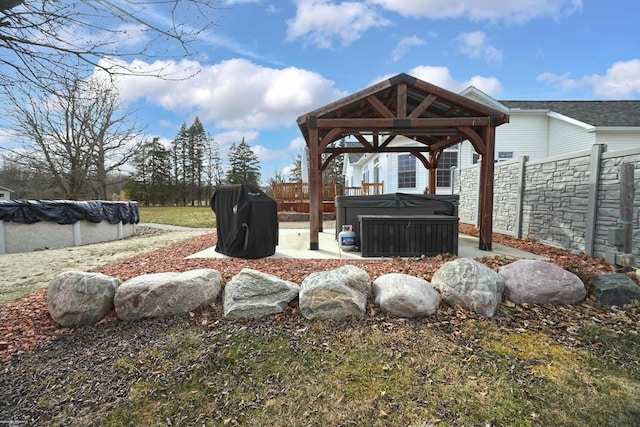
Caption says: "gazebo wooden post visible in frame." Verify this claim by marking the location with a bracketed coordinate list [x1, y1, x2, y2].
[478, 125, 496, 251]
[308, 124, 321, 250]
[428, 166, 437, 194]
[316, 153, 324, 233]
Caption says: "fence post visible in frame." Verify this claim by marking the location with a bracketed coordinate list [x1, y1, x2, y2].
[620, 162, 635, 253]
[514, 156, 528, 239]
[450, 166, 456, 195]
[585, 144, 606, 256]
[475, 162, 481, 228]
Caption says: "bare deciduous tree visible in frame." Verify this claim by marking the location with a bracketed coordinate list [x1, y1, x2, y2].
[0, 0, 223, 88]
[7, 76, 145, 199]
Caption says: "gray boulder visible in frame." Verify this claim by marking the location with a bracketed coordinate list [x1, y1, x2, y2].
[590, 273, 640, 307]
[47, 271, 120, 327]
[299, 265, 371, 320]
[499, 260, 586, 305]
[224, 268, 299, 318]
[431, 258, 504, 317]
[373, 273, 440, 318]
[115, 269, 223, 320]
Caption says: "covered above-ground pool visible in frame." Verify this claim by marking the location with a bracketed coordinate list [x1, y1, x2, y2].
[0, 200, 139, 254]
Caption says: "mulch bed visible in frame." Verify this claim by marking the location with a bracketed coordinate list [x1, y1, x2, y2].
[0, 225, 636, 362]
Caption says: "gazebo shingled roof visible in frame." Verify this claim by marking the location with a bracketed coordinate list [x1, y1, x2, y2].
[297, 73, 509, 252]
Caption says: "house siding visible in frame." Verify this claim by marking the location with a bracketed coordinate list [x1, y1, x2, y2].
[595, 132, 640, 152]
[548, 118, 596, 156]
[495, 112, 550, 160]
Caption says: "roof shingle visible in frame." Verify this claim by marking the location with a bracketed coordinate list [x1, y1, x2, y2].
[500, 100, 640, 127]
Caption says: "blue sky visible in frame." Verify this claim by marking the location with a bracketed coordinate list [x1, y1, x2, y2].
[7, 0, 640, 184]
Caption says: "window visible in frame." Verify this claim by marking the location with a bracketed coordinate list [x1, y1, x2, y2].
[472, 153, 480, 164]
[362, 168, 369, 184]
[373, 160, 380, 183]
[498, 151, 514, 162]
[398, 154, 416, 188]
[437, 150, 458, 188]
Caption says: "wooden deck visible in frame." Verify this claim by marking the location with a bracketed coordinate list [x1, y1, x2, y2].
[272, 181, 385, 213]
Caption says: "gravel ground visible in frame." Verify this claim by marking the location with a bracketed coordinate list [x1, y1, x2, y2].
[0, 226, 210, 304]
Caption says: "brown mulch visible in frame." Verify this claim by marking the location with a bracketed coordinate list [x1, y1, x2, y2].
[0, 226, 637, 362]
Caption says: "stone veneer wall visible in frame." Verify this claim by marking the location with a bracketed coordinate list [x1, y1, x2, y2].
[455, 144, 640, 266]
[520, 153, 591, 250]
[594, 150, 640, 262]
[455, 166, 479, 226]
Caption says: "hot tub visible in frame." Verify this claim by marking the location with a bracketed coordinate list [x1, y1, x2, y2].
[0, 200, 139, 254]
[334, 193, 459, 243]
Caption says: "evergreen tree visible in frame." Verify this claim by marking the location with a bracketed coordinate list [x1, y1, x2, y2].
[126, 137, 172, 205]
[226, 138, 261, 186]
[323, 139, 345, 194]
[288, 154, 303, 182]
[187, 116, 207, 205]
[204, 135, 225, 203]
[171, 123, 189, 205]
[147, 138, 172, 205]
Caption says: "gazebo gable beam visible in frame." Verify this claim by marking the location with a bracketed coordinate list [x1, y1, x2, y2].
[409, 150, 431, 170]
[315, 116, 491, 129]
[457, 126, 486, 155]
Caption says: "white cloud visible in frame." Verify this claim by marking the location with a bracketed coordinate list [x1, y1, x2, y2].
[584, 60, 640, 98]
[213, 130, 260, 147]
[282, 163, 297, 177]
[109, 58, 347, 131]
[252, 137, 307, 164]
[288, 136, 307, 151]
[456, 31, 503, 64]
[0, 128, 16, 147]
[536, 72, 583, 90]
[405, 65, 504, 95]
[286, 0, 391, 48]
[392, 36, 426, 62]
[368, 0, 582, 24]
[538, 59, 640, 98]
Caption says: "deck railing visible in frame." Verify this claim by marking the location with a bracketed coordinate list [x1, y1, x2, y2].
[343, 181, 384, 196]
[272, 181, 383, 213]
[272, 182, 337, 202]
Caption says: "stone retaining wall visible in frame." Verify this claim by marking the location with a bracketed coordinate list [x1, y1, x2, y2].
[455, 144, 640, 266]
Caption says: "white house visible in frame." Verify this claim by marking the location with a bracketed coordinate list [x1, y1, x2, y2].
[0, 185, 13, 200]
[343, 87, 640, 194]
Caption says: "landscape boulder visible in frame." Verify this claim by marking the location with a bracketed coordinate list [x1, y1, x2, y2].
[115, 269, 223, 320]
[299, 265, 371, 320]
[431, 258, 504, 317]
[499, 260, 586, 305]
[223, 268, 299, 318]
[590, 273, 640, 307]
[373, 273, 440, 318]
[47, 271, 120, 327]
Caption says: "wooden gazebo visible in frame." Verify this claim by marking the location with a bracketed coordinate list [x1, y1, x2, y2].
[297, 73, 509, 251]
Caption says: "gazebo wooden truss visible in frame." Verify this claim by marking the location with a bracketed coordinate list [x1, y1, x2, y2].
[297, 73, 509, 251]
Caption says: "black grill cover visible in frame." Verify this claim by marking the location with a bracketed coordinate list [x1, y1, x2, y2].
[211, 184, 278, 259]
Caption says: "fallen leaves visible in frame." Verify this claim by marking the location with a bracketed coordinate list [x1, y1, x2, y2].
[1, 228, 638, 363]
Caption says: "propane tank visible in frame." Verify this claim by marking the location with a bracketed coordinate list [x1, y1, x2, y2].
[339, 225, 357, 251]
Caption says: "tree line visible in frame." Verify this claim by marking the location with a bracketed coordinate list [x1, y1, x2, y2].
[0, 74, 262, 204]
[125, 123, 262, 206]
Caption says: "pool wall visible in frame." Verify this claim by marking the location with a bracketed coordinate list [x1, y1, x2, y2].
[0, 200, 139, 254]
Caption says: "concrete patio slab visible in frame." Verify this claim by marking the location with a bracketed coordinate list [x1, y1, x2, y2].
[187, 228, 548, 260]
